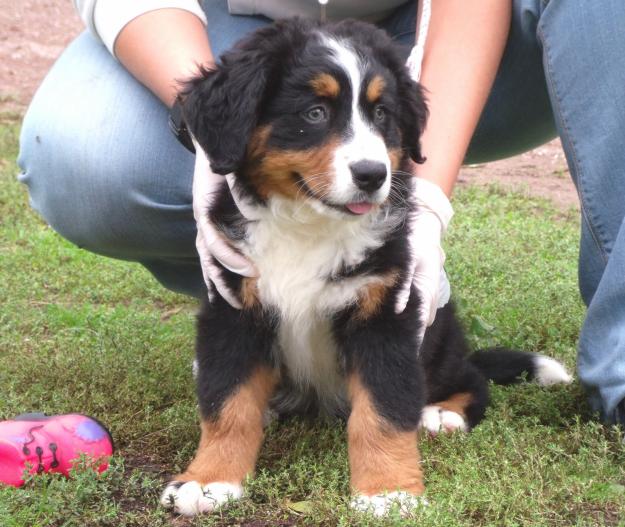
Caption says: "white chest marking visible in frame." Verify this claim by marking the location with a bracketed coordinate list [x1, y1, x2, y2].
[240, 198, 399, 402]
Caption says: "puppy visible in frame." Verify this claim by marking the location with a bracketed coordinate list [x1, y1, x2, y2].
[161, 18, 571, 517]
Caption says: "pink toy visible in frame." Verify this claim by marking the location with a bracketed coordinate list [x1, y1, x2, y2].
[0, 413, 114, 487]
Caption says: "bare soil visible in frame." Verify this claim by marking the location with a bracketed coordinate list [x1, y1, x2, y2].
[459, 141, 578, 213]
[0, 0, 579, 212]
[0, 0, 82, 112]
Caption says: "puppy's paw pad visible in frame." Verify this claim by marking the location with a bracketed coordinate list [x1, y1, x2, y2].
[160, 480, 243, 516]
[350, 491, 427, 516]
[419, 405, 468, 436]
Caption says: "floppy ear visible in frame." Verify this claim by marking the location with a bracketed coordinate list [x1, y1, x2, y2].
[396, 74, 428, 165]
[181, 26, 281, 175]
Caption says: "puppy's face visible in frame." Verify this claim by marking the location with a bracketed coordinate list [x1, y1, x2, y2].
[247, 37, 406, 216]
[183, 19, 428, 218]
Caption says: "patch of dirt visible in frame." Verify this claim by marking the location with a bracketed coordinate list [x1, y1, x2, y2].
[548, 502, 623, 527]
[0, 0, 579, 212]
[0, 1, 82, 113]
[458, 140, 579, 213]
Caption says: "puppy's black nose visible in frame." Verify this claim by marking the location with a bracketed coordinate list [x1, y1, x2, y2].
[350, 160, 387, 192]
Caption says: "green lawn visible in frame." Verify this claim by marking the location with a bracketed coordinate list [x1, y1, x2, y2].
[1, 114, 624, 526]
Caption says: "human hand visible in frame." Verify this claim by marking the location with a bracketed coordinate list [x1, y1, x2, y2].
[192, 139, 257, 308]
[395, 178, 454, 337]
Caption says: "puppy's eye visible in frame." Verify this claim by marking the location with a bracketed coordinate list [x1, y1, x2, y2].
[373, 104, 386, 124]
[303, 106, 328, 123]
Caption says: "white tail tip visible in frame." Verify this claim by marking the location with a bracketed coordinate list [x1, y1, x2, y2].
[533, 355, 573, 386]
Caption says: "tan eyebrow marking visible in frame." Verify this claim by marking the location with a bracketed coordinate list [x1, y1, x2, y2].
[310, 73, 341, 98]
[366, 75, 386, 103]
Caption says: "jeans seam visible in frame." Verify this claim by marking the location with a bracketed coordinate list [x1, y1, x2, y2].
[538, 15, 609, 264]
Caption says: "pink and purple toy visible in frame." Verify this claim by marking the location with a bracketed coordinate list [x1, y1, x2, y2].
[0, 413, 114, 487]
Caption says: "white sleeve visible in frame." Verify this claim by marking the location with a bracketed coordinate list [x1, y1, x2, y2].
[72, 0, 207, 56]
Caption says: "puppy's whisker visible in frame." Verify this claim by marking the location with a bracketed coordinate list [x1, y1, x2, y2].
[391, 170, 417, 179]
[293, 174, 330, 198]
[293, 173, 333, 198]
[294, 179, 332, 203]
[300, 176, 333, 191]
[387, 194, 408, 210]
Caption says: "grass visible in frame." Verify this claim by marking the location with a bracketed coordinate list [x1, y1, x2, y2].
[1, 114, 624, 526]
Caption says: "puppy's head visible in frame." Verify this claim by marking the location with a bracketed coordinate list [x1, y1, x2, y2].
[183, 18, 427, 217]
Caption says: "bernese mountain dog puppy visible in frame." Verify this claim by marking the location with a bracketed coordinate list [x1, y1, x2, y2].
[161, 18, 571, 517]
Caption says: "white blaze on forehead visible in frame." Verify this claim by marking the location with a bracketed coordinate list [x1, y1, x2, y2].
[321, 36, 391, 204]
[323, 37, 364, 99]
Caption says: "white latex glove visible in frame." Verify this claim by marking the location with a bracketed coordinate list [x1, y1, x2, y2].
[395, 178, 454, 334]
[192, 138, 257, 308]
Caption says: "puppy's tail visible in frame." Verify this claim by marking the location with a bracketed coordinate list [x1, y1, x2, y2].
[469, 348, 573, 386]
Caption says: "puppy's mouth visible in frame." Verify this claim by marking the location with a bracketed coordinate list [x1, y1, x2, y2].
[344, 202, 374, 215]
[324, 199, 377, 216]
[291, 172, 379, 216]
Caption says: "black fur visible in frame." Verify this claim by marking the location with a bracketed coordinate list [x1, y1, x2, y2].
[420, 304, 490, 428]
[469, 348, 542, 385]
[333, 284, 425, 430]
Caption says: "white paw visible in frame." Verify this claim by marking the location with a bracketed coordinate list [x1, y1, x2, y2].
[533, 355, 573, 386]
[419, 405, 468, 436]
[160, 480, 243, 516]
[350, 491, 427, 516]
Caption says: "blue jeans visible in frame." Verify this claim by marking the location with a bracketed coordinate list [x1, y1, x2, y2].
[17, 1, 625, 422]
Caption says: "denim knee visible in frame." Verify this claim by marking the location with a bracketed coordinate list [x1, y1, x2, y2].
[17, 32, 197, 262]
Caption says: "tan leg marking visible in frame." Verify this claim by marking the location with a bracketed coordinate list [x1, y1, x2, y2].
[347, 375, 424, 497]
[355, 271, 399, 320]
[176, 367, 278, 484]
[433, 392, 473, 419]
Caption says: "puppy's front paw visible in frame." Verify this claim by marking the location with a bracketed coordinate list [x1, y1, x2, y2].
[350, 491, 428, 516]
[419, 405, 468, 436]
[160, 480, 243, 516]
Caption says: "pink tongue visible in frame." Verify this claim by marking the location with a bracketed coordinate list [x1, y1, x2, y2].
[346, 202, 373, 215]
